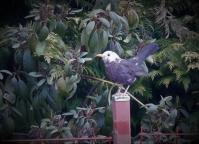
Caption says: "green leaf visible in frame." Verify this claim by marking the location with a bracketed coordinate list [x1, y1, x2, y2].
[80, 52, 88, 57]
[23, 49, 36, 72]
[98, 30, 109, 50]
[158, 76, 175, 88]
[106, 3, 111, 11]
[118, 16, 129, 29]
[179, 76, 191, 91]
[0, 73, 3, 80]
[109, 11, 120, 24]
[70, 8, 83, 13]
[79, 18, 90, 29]
[89, 31, 99, 55]
[86, 21, 95, 35]
[78, 58, 92, 63]
[48, 19, 57, 31]
[46, 32, 67, 51]
[4, 117, 15, 134]
[57, 77, 67, 92]
[173, 68, 185, 80]
[0, 70, 13, 75]
[114, 41, 124, 56]
[17, 79, 28, 99]
[12, 43, 20, 49]
[11, 107, 23, 117]
[37, 79, 46, 87]
[29, 72, 43, 78]
[54, 21, 67, 37]
[127, 9, 139, 28]
[38, 25, 49, 41]
[3, 93, 16, 104]
[148, 70, 162, 80]
[66, 83, 77, 100]
[87, 9, 105, 17]
[50, 129, 59, 137]
[123, 34, 132, 43]
[132, 82, 146, 96]
[35, 41, 46, 56]
[159, 96, 172, 107]
[145, 104, 158, 112]
[65, 78, 74, 91]
[98, 18, 110, 28]
[81, 29, 89, 47]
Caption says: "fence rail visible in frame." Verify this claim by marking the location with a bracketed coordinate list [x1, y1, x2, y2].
[134, 128, 199, 144]
[1, 137, 113, 144]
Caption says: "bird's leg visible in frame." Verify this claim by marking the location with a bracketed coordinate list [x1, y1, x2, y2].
[116, 87, 122, 93]
[116, 84, 124, 94]
[115, 85, 130, 97]
[124, 85, 130, 95]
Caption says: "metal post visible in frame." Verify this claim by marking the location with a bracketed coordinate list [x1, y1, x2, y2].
[112, 93, 131, 144]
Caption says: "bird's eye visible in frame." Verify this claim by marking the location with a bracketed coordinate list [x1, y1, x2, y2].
[107, 53, 110, 56]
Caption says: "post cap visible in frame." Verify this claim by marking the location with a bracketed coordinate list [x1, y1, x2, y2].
[112, 92, 130, 101]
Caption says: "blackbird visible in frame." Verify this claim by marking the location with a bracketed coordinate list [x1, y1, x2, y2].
[96, 43, 159, 94]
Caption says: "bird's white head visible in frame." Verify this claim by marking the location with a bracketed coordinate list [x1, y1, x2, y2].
[96, 51, 121, 63]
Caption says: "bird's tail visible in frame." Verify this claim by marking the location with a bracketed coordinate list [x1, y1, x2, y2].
[135, 43, 159, 64]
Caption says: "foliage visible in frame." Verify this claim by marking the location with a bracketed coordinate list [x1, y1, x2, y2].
[0, 0, 199, 142]
[28, 90, 109, 141]
[0, 0, 92, 134]
[80, 4, 129, 57]
[133, 96, 193, 143]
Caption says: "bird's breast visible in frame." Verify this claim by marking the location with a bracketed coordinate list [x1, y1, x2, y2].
[104, 61, 135, 85]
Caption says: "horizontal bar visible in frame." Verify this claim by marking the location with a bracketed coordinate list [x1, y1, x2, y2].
[2, 137, 112, 143]
[139, 133, 199, 136]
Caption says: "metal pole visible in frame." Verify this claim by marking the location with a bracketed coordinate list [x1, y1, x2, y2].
[112, 93, 131, 144]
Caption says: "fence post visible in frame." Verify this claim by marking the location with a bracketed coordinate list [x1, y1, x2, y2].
[112, 93, 131, 144]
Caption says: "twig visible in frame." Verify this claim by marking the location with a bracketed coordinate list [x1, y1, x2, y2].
[81, 74, 121, 87]
[127, 92, 147, 109]
[82, 74, 147, 109]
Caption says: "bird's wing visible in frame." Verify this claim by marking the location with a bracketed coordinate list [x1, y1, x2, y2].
[122, 59, 148, 77]
[105, 60, 136, 85]
[129, 43, 159, 64]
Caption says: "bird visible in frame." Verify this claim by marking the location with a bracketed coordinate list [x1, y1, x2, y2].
[96, 43, 159, 95]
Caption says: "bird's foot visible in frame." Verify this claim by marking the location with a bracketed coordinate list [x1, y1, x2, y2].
[113, 85, 130, 101]
[115, 85, 130, 96]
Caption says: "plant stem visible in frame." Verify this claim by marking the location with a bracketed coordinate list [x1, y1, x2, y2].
[82, 74, 147, 109]
[81, 74, 121, 87]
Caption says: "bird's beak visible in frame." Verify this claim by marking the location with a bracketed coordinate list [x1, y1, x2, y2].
[96, 54, 103, 58]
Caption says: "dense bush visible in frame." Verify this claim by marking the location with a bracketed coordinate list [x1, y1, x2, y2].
[0, 0, 198, 143]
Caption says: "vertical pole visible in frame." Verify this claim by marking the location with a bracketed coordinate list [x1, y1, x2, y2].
[112, 93, 131, 144]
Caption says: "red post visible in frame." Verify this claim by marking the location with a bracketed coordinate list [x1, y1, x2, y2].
[112, 93, 131, 144]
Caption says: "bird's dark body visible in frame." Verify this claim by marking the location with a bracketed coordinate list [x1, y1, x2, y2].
[103, 43, 159, 85]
